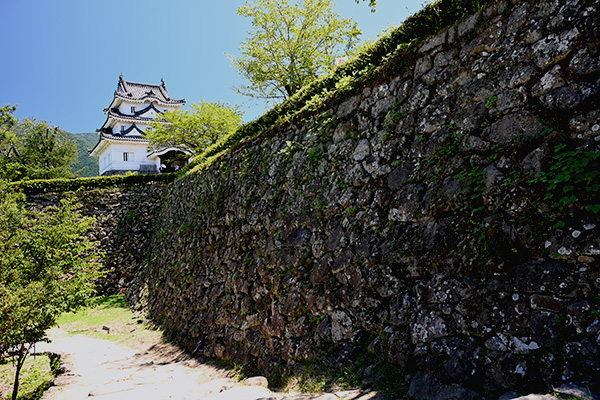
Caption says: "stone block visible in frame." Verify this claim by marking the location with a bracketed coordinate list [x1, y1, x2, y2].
[532, 65, 565, 97]
[530, 294, 562, 313]
[458, 12, 481, 39]
[408, 372, 479, 400]
[569, 110, 600, 139]
[419, 31, 447, 54]
[415, 56, 433, 79]
[542, 83, 599, 110]
[570, 48, 600, 76]
[331, 310, 353, 342]
[243, 376, 269, 387]
[532, 28, 579, 69]
[553, 384, 600, 400]
[484, 112, 546, 143]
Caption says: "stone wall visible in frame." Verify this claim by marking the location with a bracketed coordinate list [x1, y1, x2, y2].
[135, 0, 600, 395]
[78, 0, 598, 396]
[28, 184, 168, 294]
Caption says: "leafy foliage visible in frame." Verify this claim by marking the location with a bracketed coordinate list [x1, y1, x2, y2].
[536, 145, 600, 213]
[230, 0, 361, 101]
[18, 119, 77, 180]
[0, 105, 18, 158]
[0, 105, 20, 178]
[0, 106, 77, 182]
[147, 101, 243, 154]
[0, 182, 104, 399]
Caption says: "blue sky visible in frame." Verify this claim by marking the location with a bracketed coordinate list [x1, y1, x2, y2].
[1, 0, 426, 134]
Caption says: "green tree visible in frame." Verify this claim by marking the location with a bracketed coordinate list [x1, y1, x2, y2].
[17, 119, 77, 180]
[0, 105, 17, 128]
[0, 106, 78, 182]
[148, 100, 243, 153]
[230, 0, 361, 102]
[0, 105, 19, 175]
[0, 182, 104, 400]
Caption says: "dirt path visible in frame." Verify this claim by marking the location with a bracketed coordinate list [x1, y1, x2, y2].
[36, 328, 380, 400]
[36, 327, 277, 400]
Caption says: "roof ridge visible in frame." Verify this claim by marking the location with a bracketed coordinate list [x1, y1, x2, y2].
[113, 75, 184, 104]
[112, 92, 185, 103]
[118, 73, 161, 87]
[124, 80, 164, 87]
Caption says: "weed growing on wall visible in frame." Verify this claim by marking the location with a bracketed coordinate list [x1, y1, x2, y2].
[485, 95, 498, 109]
[536, 145, 600, 213]
[456, 166, 486, 206]
[429, 130, 465, 162]
[307, 147, 325, 166]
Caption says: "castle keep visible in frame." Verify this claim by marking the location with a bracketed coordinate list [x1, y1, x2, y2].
[90, 75, 186, 175]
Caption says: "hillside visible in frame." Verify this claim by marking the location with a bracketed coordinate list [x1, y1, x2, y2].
[67, 132, 99, 177]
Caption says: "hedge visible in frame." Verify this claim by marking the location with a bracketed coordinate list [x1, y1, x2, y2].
[11, 173, 178, 195]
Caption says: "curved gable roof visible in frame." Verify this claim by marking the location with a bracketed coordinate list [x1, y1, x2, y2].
[115, 74, 185, 105]
[108, 103, 165, 122]
[97, 123, 147, 138]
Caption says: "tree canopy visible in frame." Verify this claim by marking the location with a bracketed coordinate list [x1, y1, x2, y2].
[0, 105, 77, 182]
[0, 182, 104, 400]
[147, 100, 243, 154]
[0, 105, 18, 161]
[230, 0, 361, 102]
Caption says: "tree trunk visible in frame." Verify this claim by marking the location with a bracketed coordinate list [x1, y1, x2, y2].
[11, 345, 27, 400]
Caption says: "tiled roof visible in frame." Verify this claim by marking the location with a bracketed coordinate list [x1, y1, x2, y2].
[89, 131, 149, 156]
[128, 102, 163, 117]
[107, 103, 167, 122]
[108, 110, 155, 122]
[99, 123, 147, 137]
[115, 74, 185, 105]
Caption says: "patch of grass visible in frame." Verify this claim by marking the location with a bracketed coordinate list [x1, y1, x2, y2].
[276, 361, 409, 399]
[347, 207, 358, 216]
[0, 355, 54, 400]
[56, 295, 162, 348]
[283, 364, 360, 394]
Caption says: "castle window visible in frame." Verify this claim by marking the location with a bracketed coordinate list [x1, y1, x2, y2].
[131, 106, 136, 113]
[120, 125, 125, 134]
[123, 152, 134, 162]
